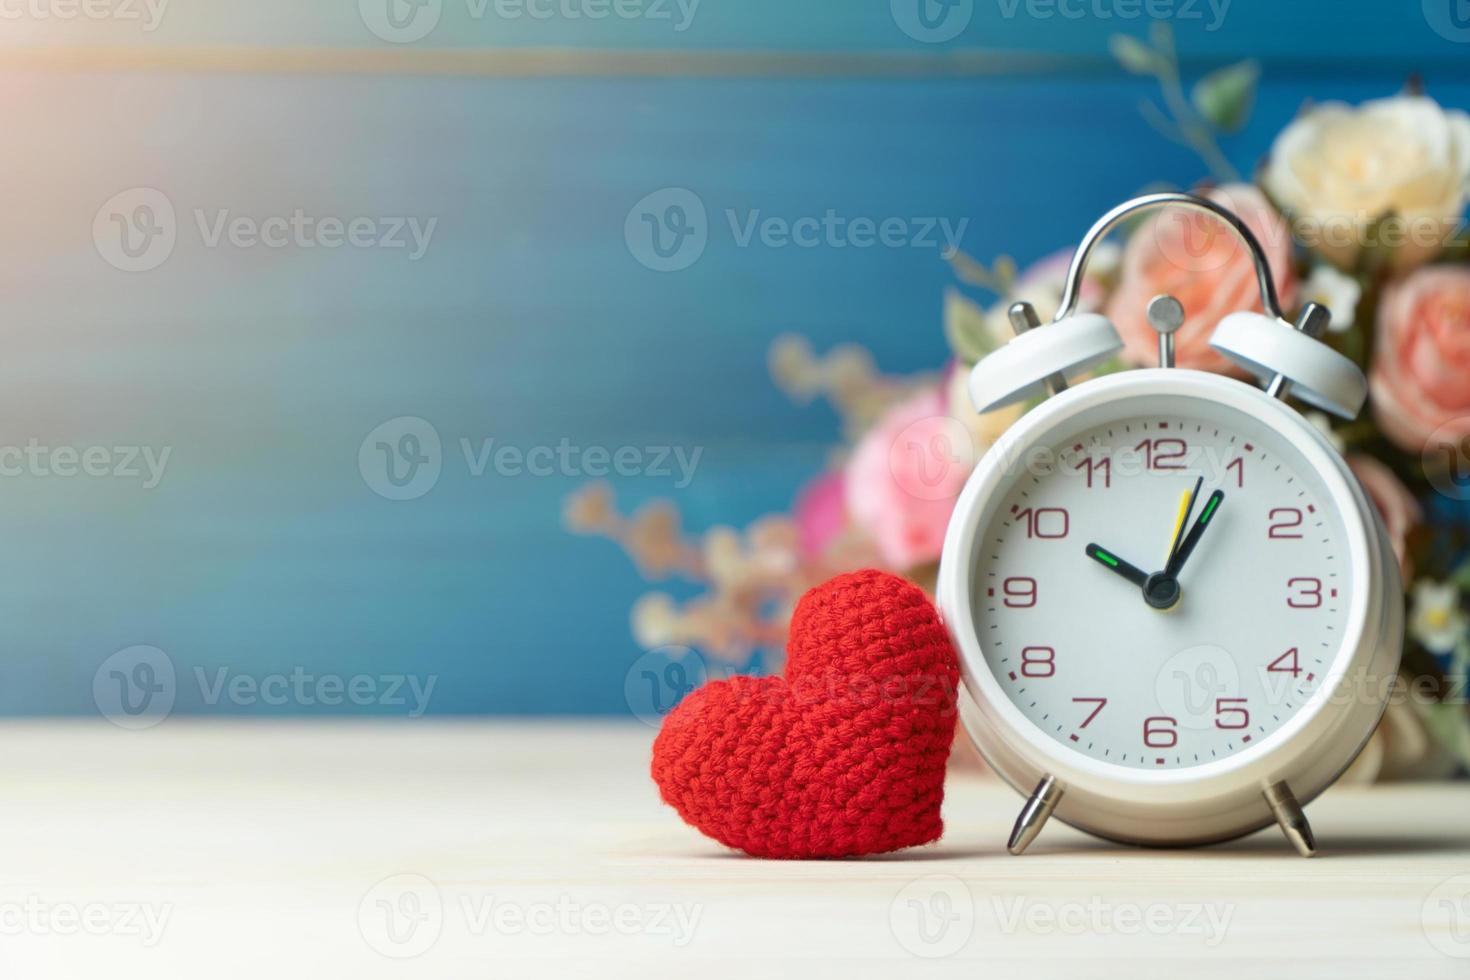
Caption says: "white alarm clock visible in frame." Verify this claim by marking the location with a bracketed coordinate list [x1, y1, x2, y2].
[936, 192, 1404, 857]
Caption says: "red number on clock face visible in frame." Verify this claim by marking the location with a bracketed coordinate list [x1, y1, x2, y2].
[1015, 507, 1069, 539]
[1021, 646, 1055, 678]
[1269, 508, 1304, 539]
[1287, 577, 1323, 608]
[1267, 647, 1302, 677]
[1143, 716, 1178, 748]
[1074, 456, 1111, 489]
[1073, 697, 1106, 727]
[1003, 577, 1038, 608]
[1135, 438, 1187, 470]
[1215, 698, 1250, 730]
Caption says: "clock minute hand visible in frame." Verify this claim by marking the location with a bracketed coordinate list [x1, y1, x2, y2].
[1085, 544, 1150, 589]
[1164, 489, 1225, 579]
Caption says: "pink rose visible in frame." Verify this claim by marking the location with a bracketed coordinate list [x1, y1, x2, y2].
[1370, 265, 1470, 452]
[845, 388, 973, 570]
[1346, 455, 1421, 580]
[1107, 185, 1297, 373]
[792, 470, 847, 562]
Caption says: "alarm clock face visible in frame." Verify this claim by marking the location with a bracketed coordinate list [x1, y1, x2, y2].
[969, 391, 1359, 772]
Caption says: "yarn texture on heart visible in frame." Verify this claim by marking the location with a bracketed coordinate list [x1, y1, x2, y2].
[650, 569, 960, 858]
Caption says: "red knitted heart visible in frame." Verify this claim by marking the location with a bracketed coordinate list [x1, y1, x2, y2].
[651, 569, 960, 859]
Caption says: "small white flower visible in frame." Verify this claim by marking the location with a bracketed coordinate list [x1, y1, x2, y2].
[1409, 580, 1467, 654]
[1262, 95, 1470, 270]
[1300, 265, 1361, 332]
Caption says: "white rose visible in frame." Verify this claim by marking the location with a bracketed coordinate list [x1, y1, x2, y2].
[1262, 95, 1470, 270]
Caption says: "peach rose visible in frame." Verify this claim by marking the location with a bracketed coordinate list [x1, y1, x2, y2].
[846, 387, 973, 570]
[1106, 184, 1297, 373]
[1370, 265, 1470, 452]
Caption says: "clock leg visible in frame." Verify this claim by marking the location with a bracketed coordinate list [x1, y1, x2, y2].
[1264, 781, 1317, 858]
[1007, 775, 1063, 855]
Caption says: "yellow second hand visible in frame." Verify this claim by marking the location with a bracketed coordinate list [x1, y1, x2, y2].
[1166, 489, 1193, 564]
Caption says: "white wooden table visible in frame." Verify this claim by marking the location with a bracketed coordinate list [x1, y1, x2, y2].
[5, 721, 1469, 978]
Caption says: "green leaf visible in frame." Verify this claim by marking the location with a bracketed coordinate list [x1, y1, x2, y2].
[943, 289, 996, 365]
[1109, 34, 1160, 75]
[1192, 60, 1260, 134]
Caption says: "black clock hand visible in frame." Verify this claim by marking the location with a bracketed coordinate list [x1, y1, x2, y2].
[1165, 489, 1225, 578]
[1085, 544, 1150, 588]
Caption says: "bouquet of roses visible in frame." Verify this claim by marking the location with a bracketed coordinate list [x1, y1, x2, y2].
[567, 29, 1470, 780]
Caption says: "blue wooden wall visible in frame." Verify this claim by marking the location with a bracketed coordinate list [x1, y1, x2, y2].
[3, 1, 1468, 716]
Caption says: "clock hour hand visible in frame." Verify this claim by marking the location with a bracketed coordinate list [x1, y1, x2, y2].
[1165, 489, 1225, 578]
[1085, 543, 1150, 589]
